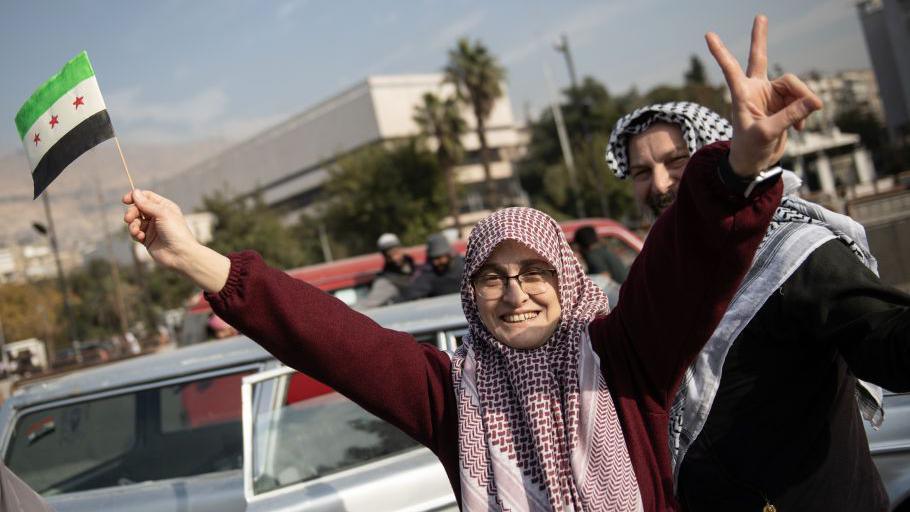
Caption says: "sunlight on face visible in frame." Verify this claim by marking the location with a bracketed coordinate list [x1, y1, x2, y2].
[627, 123, 690, 216]
[474, 240, 561, 350]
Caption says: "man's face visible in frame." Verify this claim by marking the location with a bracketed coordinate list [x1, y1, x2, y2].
[627, 123, 690, 217]
[431, 254, 451, 273]
[385, 246, 406, 266]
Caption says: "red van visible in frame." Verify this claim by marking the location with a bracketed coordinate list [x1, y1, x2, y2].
[179, 218, 642, 345]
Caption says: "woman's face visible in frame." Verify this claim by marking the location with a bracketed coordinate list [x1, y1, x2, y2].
[473, 240, 562, 350]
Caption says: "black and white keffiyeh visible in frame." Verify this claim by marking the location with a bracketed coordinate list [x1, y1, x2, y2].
[605, 101, 732, 179]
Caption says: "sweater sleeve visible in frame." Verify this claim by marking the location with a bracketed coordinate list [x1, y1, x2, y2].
[780, 239, 910, 392]
[203, 251, 458, 455]
[593, 141, 782, 409]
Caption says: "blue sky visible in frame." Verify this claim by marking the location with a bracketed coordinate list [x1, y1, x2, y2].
[0, 0, 872, 154]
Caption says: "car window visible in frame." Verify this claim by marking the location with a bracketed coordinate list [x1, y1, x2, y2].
[250, 371, 419, 496]
[6, 369, 252, 495]
[5, 393, 136, 495]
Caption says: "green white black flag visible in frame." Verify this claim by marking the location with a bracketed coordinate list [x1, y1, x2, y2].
[14, 51, 115, 198]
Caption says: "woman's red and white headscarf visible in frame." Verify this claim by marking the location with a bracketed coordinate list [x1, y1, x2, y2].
[451, 207, 642, 511]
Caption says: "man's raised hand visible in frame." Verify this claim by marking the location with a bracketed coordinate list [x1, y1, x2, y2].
[707, 15, 823, 177]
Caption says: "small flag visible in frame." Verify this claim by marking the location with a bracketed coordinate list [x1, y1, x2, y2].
[14, 51, 114, 198]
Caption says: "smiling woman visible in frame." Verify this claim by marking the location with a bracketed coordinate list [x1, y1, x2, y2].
[472, 240, 562, 350]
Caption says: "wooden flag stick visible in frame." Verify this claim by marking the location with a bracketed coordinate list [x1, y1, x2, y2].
[114, 137, 137, 191]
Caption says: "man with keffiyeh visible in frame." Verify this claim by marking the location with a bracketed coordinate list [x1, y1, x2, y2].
[607, 101, 910, 511]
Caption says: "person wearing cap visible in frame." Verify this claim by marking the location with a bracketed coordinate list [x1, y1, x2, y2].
[357, 233, 417, 308]
[607, 100, 910, 511]
[401, 233, 464, 301]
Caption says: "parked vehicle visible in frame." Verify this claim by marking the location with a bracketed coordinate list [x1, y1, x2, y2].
[177, 218, 642, 345]
[0, 294, 464, 512]
[867, 390, 910, 511]
[2, 287, 907, 511]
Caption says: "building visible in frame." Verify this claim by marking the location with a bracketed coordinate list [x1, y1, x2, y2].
[782, 127, 877, 207]
[803, 69, 884, 131]
[857, 0, 910, 140]
[0, 243, 83, 284]
[155, 74, 527, 233]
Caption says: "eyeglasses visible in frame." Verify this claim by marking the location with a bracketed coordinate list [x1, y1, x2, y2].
[472, 268, 557, 299]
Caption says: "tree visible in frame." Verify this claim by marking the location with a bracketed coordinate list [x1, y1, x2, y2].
[318, 141, 447, 257]
[684, 55, 708, 86]
[0, 281, 64, 347]
[414, 92, 467, 234]
[445, 38, 506, 210]
[517, 76, 636, 221]
[201, 190, 308, 270]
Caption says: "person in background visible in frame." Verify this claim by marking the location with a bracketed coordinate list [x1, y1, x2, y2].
[574, 225, 628, 284]
[401, 233, 464, 300]
[357, 232, 416, 308]
[607, 99, 910, 511]
[207, 314, 238, 339]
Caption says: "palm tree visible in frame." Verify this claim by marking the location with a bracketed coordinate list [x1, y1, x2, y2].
[414, 92, 467, 234]
[445, 38, 506, 210]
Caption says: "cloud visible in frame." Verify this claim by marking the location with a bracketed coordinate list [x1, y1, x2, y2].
[276, 0, 308, 20]
[500, 2, 633, 65]
[373, 11, 399, 26]
[430, 8, 487, 50]
[107, 86, 229, 128]
[106, 86, 287, 144]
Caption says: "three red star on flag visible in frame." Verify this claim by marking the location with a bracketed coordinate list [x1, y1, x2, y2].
[49, 115, 59, 128]
[73, 96, 85, 109]
[33, 133, 41, 146]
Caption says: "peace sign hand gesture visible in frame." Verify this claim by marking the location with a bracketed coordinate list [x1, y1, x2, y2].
[707, 15, 823, 177]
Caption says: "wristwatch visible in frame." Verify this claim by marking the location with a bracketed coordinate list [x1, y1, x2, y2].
[718, 152, 783, 198]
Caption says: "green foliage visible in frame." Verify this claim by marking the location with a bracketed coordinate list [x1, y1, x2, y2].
[518, 68, 728, 221]
[445, 38, 507, 208]
[517, 76, 637, 220]
[202, 190, 308, 270]
[836, 108, 910, 175]
[318, 141, 447, 256]
[684, 55, 708, 86]
[414, 92, 467, 231]
[68, 259, 135, 340]
[414, 92, 466, 167]
[445, 38, 506, 121]
[0, 280, 63, 346]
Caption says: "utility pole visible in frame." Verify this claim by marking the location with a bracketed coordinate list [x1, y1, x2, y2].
[39, 191, 81, 363]
[554, 34, 579, 90]
[543, 63, 586, 219]
[554, 33, 609, 217]
[94, 177, 130, 336]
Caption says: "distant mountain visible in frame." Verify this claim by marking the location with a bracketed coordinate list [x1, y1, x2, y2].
[0, 139, 229, 254]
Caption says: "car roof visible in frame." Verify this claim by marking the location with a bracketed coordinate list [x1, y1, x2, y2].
[4, 294, 466, 411]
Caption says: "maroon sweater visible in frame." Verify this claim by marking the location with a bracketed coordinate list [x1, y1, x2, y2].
[206, 141, 781, 511]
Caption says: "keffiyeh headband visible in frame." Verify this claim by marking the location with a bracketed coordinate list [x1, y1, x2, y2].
[606, 101, 732, 179]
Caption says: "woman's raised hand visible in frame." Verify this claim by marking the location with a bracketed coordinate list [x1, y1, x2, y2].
[123, 189, 230, 292]
[707, 15, 824, 177]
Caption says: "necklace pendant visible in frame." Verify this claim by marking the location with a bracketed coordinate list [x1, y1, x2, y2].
[763, 503, 777, 512]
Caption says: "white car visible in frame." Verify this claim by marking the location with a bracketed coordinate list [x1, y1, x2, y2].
[0, 294, 465, 512]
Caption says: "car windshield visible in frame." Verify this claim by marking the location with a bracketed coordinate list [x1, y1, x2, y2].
[5, 370, 251, 495]
[251, 372, 419, 495]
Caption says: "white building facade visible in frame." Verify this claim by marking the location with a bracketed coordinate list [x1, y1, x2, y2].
[156, 74, 526, 230]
